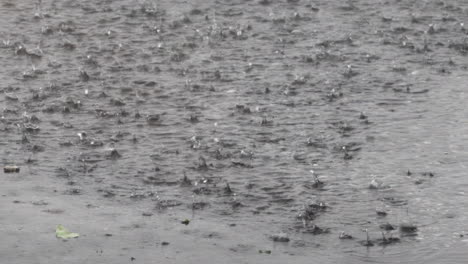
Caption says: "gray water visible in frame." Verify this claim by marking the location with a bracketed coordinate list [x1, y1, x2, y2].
[1, 0, 468, 263]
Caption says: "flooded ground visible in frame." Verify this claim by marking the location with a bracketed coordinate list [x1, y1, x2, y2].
[1, 0, 468, 263]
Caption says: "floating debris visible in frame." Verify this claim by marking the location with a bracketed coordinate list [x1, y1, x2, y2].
[56, 225, 79, 239]
[4, 165, 20, 173]
[181, 219, 190, 225]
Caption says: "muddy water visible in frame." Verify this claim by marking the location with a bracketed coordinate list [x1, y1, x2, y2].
[1, 0, 468, 263]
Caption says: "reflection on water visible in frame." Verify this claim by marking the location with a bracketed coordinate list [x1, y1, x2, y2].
[1, 0, 468, 262]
